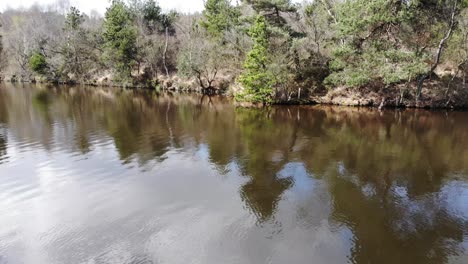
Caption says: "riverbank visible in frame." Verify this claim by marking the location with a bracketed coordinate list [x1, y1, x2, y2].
[2, 75, 467, 109]
[311, 79, 468, 109]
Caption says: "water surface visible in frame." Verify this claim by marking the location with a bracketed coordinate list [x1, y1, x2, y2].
[0, 83, 467, 264]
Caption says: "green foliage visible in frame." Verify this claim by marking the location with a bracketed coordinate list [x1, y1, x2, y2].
[142, 0, 162, 33]
[29, 52, 48, 75]
[445, 6, 468, 66]
[160, 11, 178, 32]
[61, 7, 92, 81]
[325, 0, 432, 87]
[237, 16, 276, 104]
[176, 49, 194, 78]
[65, 6, 84, 30]
[103, 0, 138, 80]
[244, 0, 297, 29]
[1, 0, 467, 99]
[200, 0, 240, 39]
[244, 0, 318, 101]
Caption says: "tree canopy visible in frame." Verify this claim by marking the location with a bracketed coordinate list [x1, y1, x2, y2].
[103, 0, 138, 80]
[0, 0, 467, 105]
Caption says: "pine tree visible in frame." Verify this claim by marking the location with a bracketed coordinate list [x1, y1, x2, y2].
[201, 0, 240, 39]
[142, 0, 162, 34]
[61, 7, 87, 81]
[244, 0, 296, 29]
[65, 7, 84, 30]
[237, 15, 276, 104]
[103, 0, 138, 80]
[326, 0, 429, 87]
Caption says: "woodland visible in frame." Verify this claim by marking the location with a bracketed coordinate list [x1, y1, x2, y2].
[1, 0, 468, 107]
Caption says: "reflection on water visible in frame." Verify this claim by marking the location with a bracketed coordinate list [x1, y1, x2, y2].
[0, 83, 467, 264]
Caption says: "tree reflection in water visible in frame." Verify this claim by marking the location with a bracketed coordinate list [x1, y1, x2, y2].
[0, 83, 467, 264]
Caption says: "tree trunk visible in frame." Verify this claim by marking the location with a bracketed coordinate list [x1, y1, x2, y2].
[163, 26, 169, 78]
[319, 0, 343, 45]
[417, 1, 458, 100]
[463, 71, 466, 86]
[319, 0, 338, 25]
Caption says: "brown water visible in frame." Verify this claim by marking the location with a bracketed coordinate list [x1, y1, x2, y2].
[0, 83, 467, 264]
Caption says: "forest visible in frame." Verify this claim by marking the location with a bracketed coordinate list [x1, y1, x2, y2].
[0, 0, 468, 107]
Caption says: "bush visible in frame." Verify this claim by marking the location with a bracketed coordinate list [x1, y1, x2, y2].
[29, 52, 48, 75]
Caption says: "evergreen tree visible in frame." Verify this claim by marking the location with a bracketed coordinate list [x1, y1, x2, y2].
[325, 0, 429, 87]
[103, 0, 138, 80]
[413, 0, 466, 98]
[325, 0, 467, 90]
[65, 6, 84, 30]
[142, 0, 162, 34]
[201, 0, 240, 39]
[61, 7, 88, 81]
[244, 0, 297, 29]
[237, 15, 276, 104]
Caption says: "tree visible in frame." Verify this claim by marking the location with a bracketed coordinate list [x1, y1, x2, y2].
[103, 0, 138, 80]
[0, 0, 467, 106]
[128, 0, 177, 80]
[29, 52, 48, 75]
[324, 0, 467, 97]
[325, 0, 429, 88]
[141, 0, 162, 33]
[416, 0, 465, 99]
[303, 0, 337, 55]
[60, 6, 95, 82]
[177, 22, 228, 94]
[128, 0, 161, 79]
[0, 21, 2, 55]
[237, 15, 276, 104]
[200, 0, 240, 39]
[244, 0, 297, 30]
[445, 4, 468, 86]
[245, 0, 315, 101]
[160, 11, 178, 77]
[0, 20, 4, 76]
[65, 6, 84, 30]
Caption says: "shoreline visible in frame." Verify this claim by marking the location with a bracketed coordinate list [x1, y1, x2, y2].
[2, 79, 468, 110]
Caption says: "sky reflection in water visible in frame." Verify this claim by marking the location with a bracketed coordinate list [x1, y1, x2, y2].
[0, 83, 467, 264]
